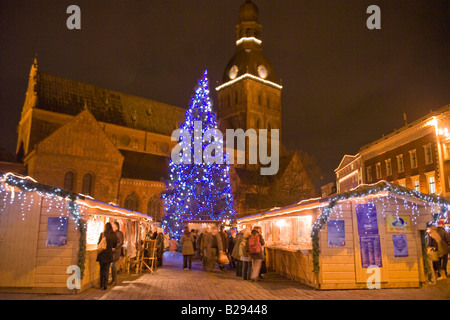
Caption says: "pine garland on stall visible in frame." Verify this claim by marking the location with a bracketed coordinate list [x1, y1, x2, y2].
[311, 180, 449, 274]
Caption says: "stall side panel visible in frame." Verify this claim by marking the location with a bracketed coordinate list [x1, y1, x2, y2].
[0, 192, 41, 287]
[34, 198, 79, 291]
[319, 202, 357, 287]
[381, 199, 420, 287]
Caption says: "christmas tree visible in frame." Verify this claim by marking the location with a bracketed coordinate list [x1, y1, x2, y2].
[162, 70, 236, 240]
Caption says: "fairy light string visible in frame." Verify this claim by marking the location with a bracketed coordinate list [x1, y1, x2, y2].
[311, 180, 449, 273]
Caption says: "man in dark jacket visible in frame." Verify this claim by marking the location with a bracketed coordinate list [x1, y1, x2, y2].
[156, 228, 165, 267]
[203, 226, 223, 272]
[110, 221, 124, 285]
[436, 220, 450, 278]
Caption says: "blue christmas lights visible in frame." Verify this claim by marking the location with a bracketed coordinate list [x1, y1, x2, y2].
[162, 70, 236, 240]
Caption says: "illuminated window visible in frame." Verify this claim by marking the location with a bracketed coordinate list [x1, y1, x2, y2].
[375, 163, 381, 179]
[385, 159, 392, 176]
[428, 176, 436, 194]
[444, 143, 450, 160]
[413, 179, 420, 192]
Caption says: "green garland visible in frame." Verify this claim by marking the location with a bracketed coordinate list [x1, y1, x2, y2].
[77, 218, 87, 279]
[68, 199, 86, 279]
[420, 230, 430, 278]
[311, 181, 449, 274]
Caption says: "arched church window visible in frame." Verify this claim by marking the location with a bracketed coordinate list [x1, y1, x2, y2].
[147, 196, 161, 218]
[64, 171, 75, 192]
[235, 91, 239, 104]
[124, 193, 139, 212]
[81, 173, 93, 196]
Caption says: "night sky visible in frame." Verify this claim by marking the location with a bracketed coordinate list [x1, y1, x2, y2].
[0, 0, 449, 184]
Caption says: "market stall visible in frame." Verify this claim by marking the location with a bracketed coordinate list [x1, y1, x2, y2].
[237, 181, 448, 290]
[0, 172, 153, 293]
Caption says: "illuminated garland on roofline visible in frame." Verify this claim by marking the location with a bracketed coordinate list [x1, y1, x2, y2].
[0, 172, 88, 278]
[311, 180, 449, 274]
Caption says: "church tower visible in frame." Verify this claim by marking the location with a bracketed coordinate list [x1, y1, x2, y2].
[216, 0, 282, 142]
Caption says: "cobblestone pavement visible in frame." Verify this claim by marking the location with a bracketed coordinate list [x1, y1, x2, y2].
[0, 252, 449, 300]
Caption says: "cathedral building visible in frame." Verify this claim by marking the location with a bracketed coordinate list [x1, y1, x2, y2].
[12, 0, 316, 221]
[15, 58, 184, 221]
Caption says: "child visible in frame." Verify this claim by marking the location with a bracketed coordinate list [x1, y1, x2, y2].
[169, 237, 179, 256]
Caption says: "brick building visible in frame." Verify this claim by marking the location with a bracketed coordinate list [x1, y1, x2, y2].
[16, 59, 184, 221]
[335, 105, 450, 200]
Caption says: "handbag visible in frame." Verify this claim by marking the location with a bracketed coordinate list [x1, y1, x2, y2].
[98, 236, 107, 253]
[218, 251, 229, 265]
[430, 250, 439, 262]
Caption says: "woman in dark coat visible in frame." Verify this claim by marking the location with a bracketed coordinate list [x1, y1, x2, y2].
[96, 222, 117, 290]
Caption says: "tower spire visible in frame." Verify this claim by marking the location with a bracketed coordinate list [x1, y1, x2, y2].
[236, 0, 262, 48]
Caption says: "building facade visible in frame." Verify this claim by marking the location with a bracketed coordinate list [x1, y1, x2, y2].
[335, 105, 450, 200]
[335, 154, 362, 193]
[16, 58, 185, 221]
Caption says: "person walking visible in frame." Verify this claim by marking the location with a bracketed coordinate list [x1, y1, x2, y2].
[232, 229, 244, 277]
[434, 220, 450, 279]
[96, 222, 117, 290]
[169, 237, 179, 256]
[218, 226, 229, 270]
[180, 227, 195, 270]
[155, 228, 165, 267]
[239, 228, 252, 280]
[200, 227, 211, 268]
[427, 228, 439, 283]
[203, 226, 223, 272]
[254, 226, 266, 279]
[228, 229, 237, 268]
[249, 228, 265, 281]
[192, 229, 198, 257]
[110, 221, 124, 285]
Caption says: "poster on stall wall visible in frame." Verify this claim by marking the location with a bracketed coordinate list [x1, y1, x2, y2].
[46, 217, 68, 247]
[327, 220, 345, 247]
[359, 235, 382, 268]
[392, 234, 409, 257]
[355, 203, 379, 235]
[386, 215, 411, 233]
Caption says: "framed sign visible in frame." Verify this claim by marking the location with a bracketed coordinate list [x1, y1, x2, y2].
[392, 234, 409, 257]
[355, 203, 379, 235]
[386, 215, 411, 233]
[46, 217, 68, 247]
[327, 220, 345, 247]
[359, 235, 383, 268]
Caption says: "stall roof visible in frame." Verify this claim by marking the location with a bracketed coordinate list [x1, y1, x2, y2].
[237, 180, 449, 224]
[0, 172, 153, 222]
